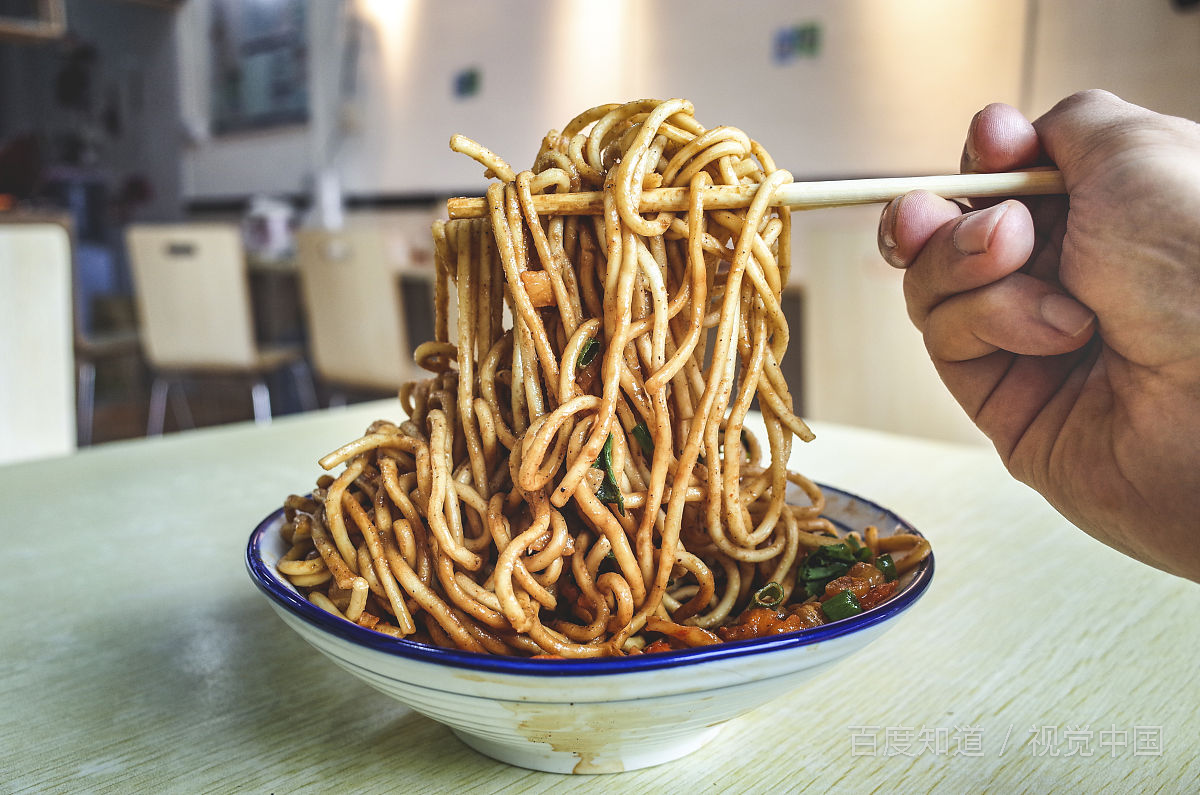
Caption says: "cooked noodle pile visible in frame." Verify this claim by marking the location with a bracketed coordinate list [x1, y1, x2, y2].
[277, 99, 930, 657]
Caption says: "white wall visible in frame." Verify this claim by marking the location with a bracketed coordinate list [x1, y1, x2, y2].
[1026, 0, 1200, 120]
[178, 0, 1029, 201]
[340, 0, 636, 196]
[167, 0, 1200, 201]
[636, 0, 1027, 178]
[179, 0, 638, 199]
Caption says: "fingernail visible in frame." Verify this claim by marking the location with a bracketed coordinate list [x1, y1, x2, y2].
[878, 195, 905, 267]
[1040, 293, 1095, 337]
[960, 111, 981, 172]
[952, 202, 1009, 256]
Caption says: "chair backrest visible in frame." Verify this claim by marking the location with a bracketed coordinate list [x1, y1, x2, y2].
[0, 221, 76, 463]
[295, 226, 415, 391]
[126, 223, 259, 370]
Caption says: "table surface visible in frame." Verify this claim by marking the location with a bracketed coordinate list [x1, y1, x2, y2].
[3, 400, 1196, 793]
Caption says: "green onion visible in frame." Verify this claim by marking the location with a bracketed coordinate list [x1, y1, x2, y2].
[631, 422, 654, 456]
[821, 589, 863, 621]
[874, 553, 897, 582]
[597, 432, 614, 472]
[595, 477, 624, 514]
[592, 433, 624, 515]
[597, 548, 619, 575]
[798, 542, 857, 599]
[577, 337, 600, 368]
[846, 536, 872, 561]
[749, 581, 785, 611]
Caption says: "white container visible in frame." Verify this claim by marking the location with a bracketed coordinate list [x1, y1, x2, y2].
[247, 484, 934, 774]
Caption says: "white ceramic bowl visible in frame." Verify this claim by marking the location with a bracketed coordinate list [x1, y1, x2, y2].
[246, 484, 933, 774]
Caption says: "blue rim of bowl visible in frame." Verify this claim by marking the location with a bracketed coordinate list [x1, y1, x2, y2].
[246, 483, 934, 676]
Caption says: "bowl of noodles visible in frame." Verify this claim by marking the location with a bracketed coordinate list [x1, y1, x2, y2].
[247, 480, 932, 774]
[245, 99, 934, 773]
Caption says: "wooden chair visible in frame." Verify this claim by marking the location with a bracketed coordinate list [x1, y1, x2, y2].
[0, 221, 76, 463]
[125, 223, 317, 435]
[294, 225, 420, 402]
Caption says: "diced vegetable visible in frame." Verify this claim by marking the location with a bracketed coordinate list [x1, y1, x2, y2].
[631, 421, 654, 456]
[577, 337, 600, 368]
[592, 433, 624, 515]
[821, 589, 863, 621]
[874, 553, 897, 582]
[749, 581, 785, 610]
[798, 542, 857, 598]
[847, 535, 873, 562]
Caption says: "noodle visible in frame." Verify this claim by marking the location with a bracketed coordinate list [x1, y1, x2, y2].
[277, 99, 931, 657]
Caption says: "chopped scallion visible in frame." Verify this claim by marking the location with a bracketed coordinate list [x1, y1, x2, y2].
[798, 542, 857, 598]
[577, 338, 600, 368]
[749, 581, 785, 610]
[592, 433, 624, 515]
[631, 421, 654, 456]
[821, 589, 863, 621]
[875, 553, 897, 582]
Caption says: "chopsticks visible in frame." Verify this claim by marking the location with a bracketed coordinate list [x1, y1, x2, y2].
[445, 169, 1065, 220]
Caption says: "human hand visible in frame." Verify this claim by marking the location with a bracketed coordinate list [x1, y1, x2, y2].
[877, 90, 1200, 581]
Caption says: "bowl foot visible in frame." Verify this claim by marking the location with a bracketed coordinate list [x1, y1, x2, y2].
[452, 724, 724, 774]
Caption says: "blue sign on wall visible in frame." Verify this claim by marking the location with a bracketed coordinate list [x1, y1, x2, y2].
[453, 66, 482, 99]
[774, 22, 822, 65]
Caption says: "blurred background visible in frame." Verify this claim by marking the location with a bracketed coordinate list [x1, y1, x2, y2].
[1, 0, 1197, 465]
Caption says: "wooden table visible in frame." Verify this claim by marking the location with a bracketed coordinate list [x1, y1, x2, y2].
[2, 401, 1196, 792]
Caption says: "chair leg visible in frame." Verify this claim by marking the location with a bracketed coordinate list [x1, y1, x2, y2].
[77, 360, 96, 446]
[147, 376, 169, 436]
[250, 378, 272, 424]
[169, 379, 195, 430]
[290, 359, 319, 412]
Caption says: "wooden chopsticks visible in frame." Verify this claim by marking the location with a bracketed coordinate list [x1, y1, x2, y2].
[445, 169, 1065, 220]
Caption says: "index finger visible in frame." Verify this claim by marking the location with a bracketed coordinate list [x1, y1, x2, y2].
[961, 103, 1044, 174]
[903, 199, 1035, 331]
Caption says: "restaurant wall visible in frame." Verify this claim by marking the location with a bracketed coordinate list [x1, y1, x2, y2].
[177, 0, 1028, 202]
[634, 0, 1027, 178]
[159, 0, 1200, 205]
[179, 0, 638, 201]
[175, 0, 320, 202]
[173, 0, 1200, 205]
[1026, 0, 1200, 120]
